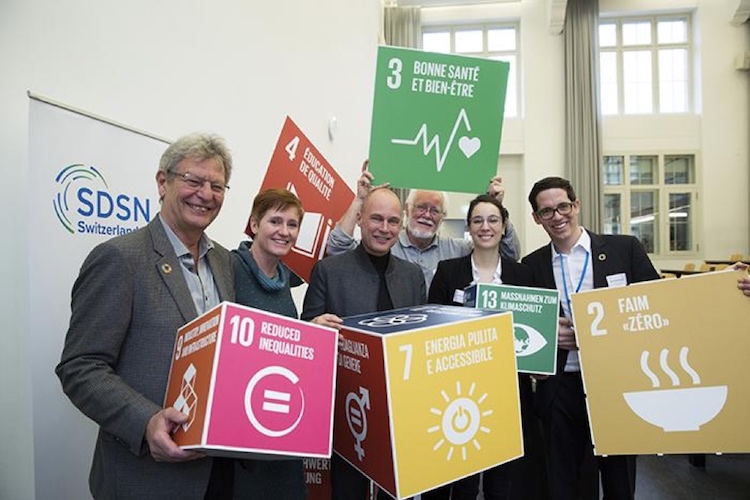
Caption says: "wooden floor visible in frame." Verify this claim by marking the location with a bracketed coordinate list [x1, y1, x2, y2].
[636, 454, 750, 500]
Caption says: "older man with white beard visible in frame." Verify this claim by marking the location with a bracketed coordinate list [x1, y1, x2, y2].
[326, 170, 521, 288]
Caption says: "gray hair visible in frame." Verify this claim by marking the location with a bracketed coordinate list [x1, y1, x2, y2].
[159, 133, 233, 184]
[405, 189, 449, 211]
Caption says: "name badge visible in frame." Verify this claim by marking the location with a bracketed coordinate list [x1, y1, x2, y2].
[452, 289, 465, 304]
[606, 273, 628, 288]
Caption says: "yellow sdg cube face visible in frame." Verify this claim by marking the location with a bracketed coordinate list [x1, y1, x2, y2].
[340, 305, 522, 499]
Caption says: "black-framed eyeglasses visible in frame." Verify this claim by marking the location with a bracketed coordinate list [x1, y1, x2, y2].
[413, 203, 444, 217]
[536, 202, 574, 220]
[169, 170, 229, 194]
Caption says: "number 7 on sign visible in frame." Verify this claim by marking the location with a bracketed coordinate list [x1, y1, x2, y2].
[399, 344, 413, 380]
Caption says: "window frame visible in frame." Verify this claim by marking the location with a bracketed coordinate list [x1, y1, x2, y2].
[601, 152, 701, 257]
[421, 22, 521, 118]
[598, 13, 693, 116]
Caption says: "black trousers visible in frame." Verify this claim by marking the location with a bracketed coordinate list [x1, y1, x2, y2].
[543, 372, 635, 500]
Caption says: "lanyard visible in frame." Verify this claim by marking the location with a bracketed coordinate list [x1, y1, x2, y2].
[560, 251, 589, 317]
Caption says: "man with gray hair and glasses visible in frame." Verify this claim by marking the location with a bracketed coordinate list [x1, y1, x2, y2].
[326, 166, 521, 288]
[57, 133, 241, 499]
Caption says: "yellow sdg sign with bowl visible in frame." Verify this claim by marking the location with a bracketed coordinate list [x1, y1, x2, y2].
[570, 270, 750, 455]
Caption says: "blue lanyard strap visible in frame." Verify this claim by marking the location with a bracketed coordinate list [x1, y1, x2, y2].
[560, 251, 590, 317]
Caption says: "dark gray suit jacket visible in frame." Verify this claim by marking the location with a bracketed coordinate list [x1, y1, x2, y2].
[301, 244, 426, 320]
[521, 231, 659, 414]
[56, 216, 234, 499]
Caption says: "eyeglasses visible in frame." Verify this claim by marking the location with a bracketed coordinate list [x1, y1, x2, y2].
[170, 170, 229, 194]
[469, 215, 503, 228]
[413, 203, 444, 217]
[536, 202, 574, 220]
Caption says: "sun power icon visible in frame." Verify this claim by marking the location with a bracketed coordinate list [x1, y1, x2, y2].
[428, 381, 492, 461]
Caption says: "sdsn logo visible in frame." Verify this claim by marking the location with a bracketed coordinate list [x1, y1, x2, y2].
[53, 164, 153, 236]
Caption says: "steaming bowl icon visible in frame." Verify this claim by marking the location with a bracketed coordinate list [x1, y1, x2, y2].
[623, 386, 727, 432]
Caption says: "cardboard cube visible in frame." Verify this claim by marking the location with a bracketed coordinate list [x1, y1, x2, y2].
[464, 283, 560, 375]
[335, 304, 522, 499]
[164, 301, 338, 459]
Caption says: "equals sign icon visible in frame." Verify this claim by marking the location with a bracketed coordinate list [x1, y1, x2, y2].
[262, 390, 291, 414]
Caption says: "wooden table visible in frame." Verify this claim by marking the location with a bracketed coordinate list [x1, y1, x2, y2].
[704, 259, 750, 266]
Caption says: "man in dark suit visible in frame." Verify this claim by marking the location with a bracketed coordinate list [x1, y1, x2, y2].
[521, 177, 659, 500]
[56, 133, 237, 499]
[301, 187, 425, 500]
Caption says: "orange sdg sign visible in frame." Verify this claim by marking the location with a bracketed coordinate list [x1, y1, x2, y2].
[570, 270, 750, 456]
[252, 117, 354, 282]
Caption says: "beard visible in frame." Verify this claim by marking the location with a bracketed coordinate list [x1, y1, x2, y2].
[407, 219, 438, 240]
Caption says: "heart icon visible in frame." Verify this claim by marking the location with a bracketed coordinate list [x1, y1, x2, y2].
[458, 136, 481, 159]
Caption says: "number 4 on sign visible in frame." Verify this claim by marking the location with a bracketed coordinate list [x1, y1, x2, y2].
[285, 136, 300, 161]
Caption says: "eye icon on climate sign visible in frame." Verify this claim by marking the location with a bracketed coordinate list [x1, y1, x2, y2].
[244, 366, 305, 438]
[52, 164, 152, 236]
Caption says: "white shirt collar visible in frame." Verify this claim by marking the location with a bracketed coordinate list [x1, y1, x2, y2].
[470, 253, 503, 285]
[550, 227, 591, 258]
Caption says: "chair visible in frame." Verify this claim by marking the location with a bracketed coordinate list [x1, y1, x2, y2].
[683, 262, 696, 271]
[698, 263, 715, 272]
[713, 264, 730, 271]
[729, 253, 743, 262]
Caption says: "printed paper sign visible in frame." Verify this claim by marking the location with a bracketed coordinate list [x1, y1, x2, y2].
[464, 284, 560, 375]
[570, 270, 750, 455]
[255, 116, 355, 282]
[368, 46, 509, 193]
[336, 305, 522, 499]
[165, 302, 338, 458]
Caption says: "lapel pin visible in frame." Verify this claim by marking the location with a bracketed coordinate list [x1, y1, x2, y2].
[161, 263, 172, 274]
[598, 253, 606, 261]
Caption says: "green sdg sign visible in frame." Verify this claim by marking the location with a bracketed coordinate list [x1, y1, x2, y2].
[368, 46, 509, 194]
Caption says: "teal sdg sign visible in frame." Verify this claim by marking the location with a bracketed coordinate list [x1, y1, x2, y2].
[368, 46, 509, 194]
[464, 284, 560, 375]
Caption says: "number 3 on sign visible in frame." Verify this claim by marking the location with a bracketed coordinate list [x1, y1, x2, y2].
[387, 58, 402, 89]
[399, 344, 413, 380]
[587, 302, 608, 336]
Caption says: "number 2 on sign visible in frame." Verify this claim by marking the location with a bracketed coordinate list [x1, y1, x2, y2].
[587, 302, 608, 336]
[399, 344, 413, 380]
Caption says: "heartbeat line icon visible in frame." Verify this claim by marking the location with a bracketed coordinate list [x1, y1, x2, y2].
[390, 109, 481, 173]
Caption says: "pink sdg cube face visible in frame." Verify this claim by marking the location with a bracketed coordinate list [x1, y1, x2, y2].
[205, 304, 337, 457]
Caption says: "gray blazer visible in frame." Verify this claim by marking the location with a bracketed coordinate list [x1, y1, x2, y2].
[56, 216, 234, 500]
[301, 244, 426, 320]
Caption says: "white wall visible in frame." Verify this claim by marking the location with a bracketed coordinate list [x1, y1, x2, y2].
[0, 0, 381, 497]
